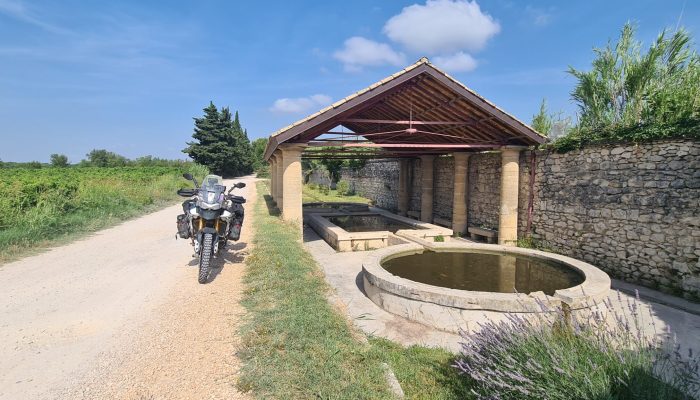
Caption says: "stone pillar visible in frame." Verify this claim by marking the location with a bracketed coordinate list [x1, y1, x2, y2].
[274, 150, 284, 210]
[398, 159, 409, 216]
[280, 144, 306, 225]
[420, 155, 435, 223]
[498, 146, 524, 246]
[269, 154, 277, 202]
[452, 153, 470, 236]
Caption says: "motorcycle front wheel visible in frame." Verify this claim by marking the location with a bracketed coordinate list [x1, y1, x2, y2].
[198, 232, 214, 284]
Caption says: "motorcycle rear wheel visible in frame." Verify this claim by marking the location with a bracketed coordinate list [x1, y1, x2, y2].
[198, 233, 214, 284]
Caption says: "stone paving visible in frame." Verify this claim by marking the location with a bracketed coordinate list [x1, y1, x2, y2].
[304, 226, 700, 358]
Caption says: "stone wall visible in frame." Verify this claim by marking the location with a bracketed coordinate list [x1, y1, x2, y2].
[408, 158, 421, 214]
[340, 160, 400, 211]
[334, 139, 699, 300]
[433, 157, 454, 220]
[467, 153, 501, 230]
[529, 141, 699, 300]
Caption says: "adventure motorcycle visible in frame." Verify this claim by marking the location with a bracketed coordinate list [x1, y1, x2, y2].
[176, 173, 246, 284]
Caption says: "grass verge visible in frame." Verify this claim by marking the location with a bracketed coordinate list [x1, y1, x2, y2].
[238, 181, 471, 399]
[238, 181, 391, 398]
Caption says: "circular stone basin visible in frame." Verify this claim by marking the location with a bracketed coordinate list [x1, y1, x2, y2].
[362, 242, 611, 333]
[381, 251, 584, 296]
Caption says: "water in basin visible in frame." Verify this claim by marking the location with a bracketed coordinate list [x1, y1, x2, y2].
[326, 215, 418, 233]
[381, 251, 584, 295]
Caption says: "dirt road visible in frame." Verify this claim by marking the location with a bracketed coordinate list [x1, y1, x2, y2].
[0, 176, 256, 400]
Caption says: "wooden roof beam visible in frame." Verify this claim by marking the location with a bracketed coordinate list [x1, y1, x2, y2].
[343, 118, 472, 126]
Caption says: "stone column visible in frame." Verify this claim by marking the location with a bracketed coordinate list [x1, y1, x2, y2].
[452, 153, 470, 236]
[274, 150, 284, 210]
[280, 144, 306, 225]
[420, 155, 435, 223]
[498, 146, 524, 246]
[398, 159, 409, 216]
[269, 154, 277, 203]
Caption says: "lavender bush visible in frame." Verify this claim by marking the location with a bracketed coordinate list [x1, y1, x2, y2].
[455, 291, 699, 399]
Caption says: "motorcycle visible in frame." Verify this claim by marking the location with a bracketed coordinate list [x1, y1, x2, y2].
[176, 173, 246, 284]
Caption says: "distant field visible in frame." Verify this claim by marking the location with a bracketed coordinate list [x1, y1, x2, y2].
[0, 165, 208, 263]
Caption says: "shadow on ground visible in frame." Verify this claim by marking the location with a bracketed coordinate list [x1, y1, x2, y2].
[263, 195, 280, 217]
[186, 240, 248, 283]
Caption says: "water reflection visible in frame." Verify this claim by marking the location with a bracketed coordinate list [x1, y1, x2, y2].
[381, 251, 584, 295]
[326, 215, 419, 233]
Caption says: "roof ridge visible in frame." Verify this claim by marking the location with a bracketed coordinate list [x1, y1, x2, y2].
[270, 57, 433, 138]
[264, 58, 545, 159]
[418, 57, 538, 134]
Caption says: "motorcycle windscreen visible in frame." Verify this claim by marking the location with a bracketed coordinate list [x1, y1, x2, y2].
[200, 175, 226, 207]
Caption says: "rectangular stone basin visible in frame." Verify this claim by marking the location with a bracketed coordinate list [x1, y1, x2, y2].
[306, 208, 453, 252]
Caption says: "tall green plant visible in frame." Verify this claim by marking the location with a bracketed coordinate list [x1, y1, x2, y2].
[558, 23, 700, 151]
[531, 99, 553, 136]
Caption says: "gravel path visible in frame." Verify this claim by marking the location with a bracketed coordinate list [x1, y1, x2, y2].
[0, 176, 256, 400]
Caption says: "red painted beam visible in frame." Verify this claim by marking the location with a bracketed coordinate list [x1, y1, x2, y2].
[336, 143, 497, 149]
[343, 118, 470, 126]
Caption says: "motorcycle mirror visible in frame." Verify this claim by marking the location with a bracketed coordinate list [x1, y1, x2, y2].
[183, 173, 193, 180]
[235, 182, 246, 188]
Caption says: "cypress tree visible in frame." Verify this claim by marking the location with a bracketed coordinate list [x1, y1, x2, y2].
[184, 102, 254, 176]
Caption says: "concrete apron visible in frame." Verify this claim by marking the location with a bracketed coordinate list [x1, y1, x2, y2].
[303, 226, 700, 358]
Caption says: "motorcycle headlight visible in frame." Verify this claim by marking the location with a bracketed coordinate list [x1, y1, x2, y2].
[207, 191, 216, 203]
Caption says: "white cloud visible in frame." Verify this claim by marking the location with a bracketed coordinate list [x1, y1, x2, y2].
[333, 36, 406, 72]
[525, 6, 553, 27]
[270, 94, 332, 114]
[433, 52, 477, 72]
[0, 0, 70, 34]
[383, 0, 500, 54]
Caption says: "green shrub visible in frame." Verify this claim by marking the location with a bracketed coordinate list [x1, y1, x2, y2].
[255, 164, 270, 178]
[433, 235, 445, 242]
[516, 235, 551, 251]
[336, 180, 350, 196]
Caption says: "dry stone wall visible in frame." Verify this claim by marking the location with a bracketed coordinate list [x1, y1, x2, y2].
[467, 153, 501, 230]
[340, 160, 400, 211]
[433, 157, 454, 220]
[529, 141, 699, 300]
[335, 139, 699, 300]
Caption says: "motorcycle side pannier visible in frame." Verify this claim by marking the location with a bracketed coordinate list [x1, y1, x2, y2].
[176, 214, 190, 239]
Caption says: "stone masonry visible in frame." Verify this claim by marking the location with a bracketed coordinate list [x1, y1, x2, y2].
[529, 140, 699, 300]
[336, 139, 700, 300]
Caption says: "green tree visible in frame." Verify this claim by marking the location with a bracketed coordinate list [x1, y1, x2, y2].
[251, 137, 268, 170]
[85, 149, 128, 167]
[50, 153, 69, 167]
[531, 99, 553, 136]
[183, 102, 253, 177]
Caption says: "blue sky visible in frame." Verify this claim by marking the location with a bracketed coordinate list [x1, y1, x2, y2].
[1, 0, 698, 162]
